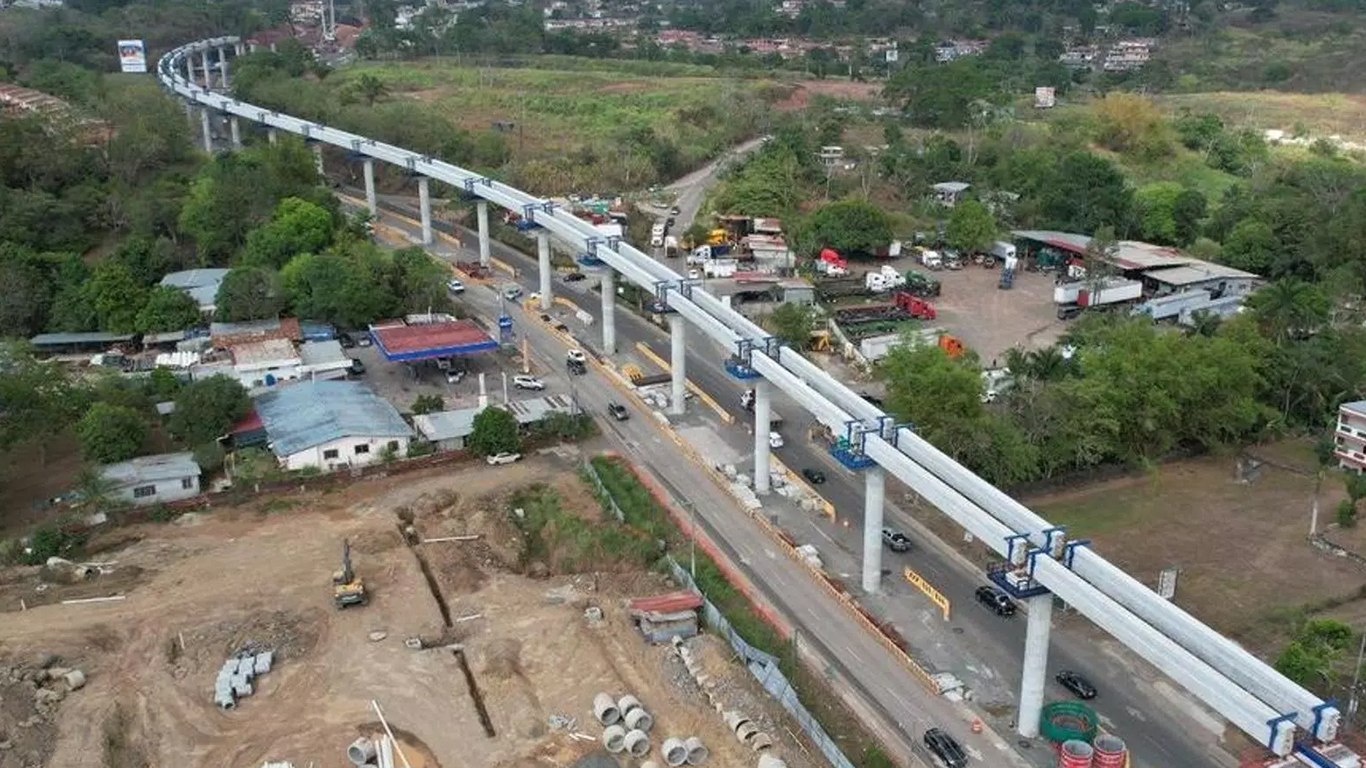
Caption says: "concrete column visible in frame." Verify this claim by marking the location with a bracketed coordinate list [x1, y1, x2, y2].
[184, 57, 194, 83]
[418, 177, 433, 245]
[218, 47, 229, 88]
[249, 42, 259, 53]
[753, 379, 772, 494]
[235, 42, 245, 56]
[601, 268, 617, 355]
[537, 232, 552, 311]
[862, 467, 886, 594]
[267, 127, 278, 144]
[363, 158, 377, 217]
[311, 143, 324, 176]
[669, 315, 686, 416]
[200, 49, 211, 88]
[200, 108, 212, 153]
[1018, 594, 1054, 739]
[229, 116, 241, 149]
[476, 200, 491, 267]
[184, 101, 195, 127]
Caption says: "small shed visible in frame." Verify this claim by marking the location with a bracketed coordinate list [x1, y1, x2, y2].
[100, 452, 201, 507]
[628, 590, 702, 643]
[779, 280, 815, 305]
[932, 181, 970, 207]
[29, 332, 135, 355]
[412, 407, 479, 452]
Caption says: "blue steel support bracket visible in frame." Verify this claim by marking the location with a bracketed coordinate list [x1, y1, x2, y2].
[762, 337, 783, 359]
[1004, 533, 1029, 566]
[1310, 701, 1337, 740]
[606, 236, 622, 252]
[1041, 526, 1067, 558]
[1266, 714, 1296, 750]
[1060, 539, 1091, 569]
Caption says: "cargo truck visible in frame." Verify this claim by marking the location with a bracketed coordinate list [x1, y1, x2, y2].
[1055, 278, 1143, 319]
[1131, 290, 1212, 321]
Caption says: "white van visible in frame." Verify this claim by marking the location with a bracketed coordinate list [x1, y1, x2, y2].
[650, 223, 666, 247]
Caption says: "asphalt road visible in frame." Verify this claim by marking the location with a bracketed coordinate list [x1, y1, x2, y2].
[648, 136, 769, 234]
[357, 190, 1231, 768]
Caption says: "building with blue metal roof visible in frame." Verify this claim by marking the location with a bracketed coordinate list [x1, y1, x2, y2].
[254, 380, 413, 471]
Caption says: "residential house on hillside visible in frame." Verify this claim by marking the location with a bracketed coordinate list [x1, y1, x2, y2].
[101, 453, 201, 507]
[1337, 401, 1366, 473]
[254, 380, 413, 471]
[160, 269, 230, 315]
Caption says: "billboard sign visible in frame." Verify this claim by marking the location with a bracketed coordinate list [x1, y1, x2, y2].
[118, 39, 147, 74]
[1034, 86, 1056, 109]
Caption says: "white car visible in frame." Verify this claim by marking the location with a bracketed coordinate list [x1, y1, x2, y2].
[503, 285, 523, 301]
[446, 369, 466, 385]
[768, 431, 784, 449]
[566, 349, 587, 364]
[513, 375, 545, 391]
[446, 278, 465, 294]
[687, 269, 700, 280]
[485, 452, 522, 466]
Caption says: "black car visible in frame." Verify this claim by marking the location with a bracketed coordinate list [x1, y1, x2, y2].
[564, 272, 587, 282]
[349, 358, 366, 376]
[881, 528, 911, 552]
[337, 333, 357, 349]
[975, 585, 1016, 616]
[567, 359, 588, 376]
[923, 728, 967, 768]
[608, 403, 630, 421]
[801, 468, 826, 484]
[1056, 670, 1097, 700]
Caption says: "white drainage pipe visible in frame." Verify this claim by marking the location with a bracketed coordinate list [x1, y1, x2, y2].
[618, 694, 643, 717]
[758, 755, 788, 768]
[593, 692, 621, 726]
[625, 729, 651, 757]
[684, 737, 709, 765]
[602, 725, 627, 753]
[347, 737, 377, 766]
[749, 733, 773, 752]
[662, 737, 688, 766]
[736, 722, 759, 745]
[625, 707, 654, 732]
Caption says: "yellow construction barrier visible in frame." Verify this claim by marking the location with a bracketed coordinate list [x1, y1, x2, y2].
[490, 257, 516, 276]
[621, 363, 645, 382]
[904, 566, 952, 621]
[553, 296, 580, 312]
[633, 342, 734, 424]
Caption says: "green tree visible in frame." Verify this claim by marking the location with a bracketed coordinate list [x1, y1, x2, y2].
[280, 246, 399, 327]
[1171, 189, 1207, 246]
[1246, 279, 1329, 342]
[1091, 93, 1174, 160]
[767, 303, 817, 348]
[216, 267, 283, 321]
[1220, 219, 1279, 274]
[944, 199, 997, 254]
[1040, 152, 1132, 235]
[169, 377, 250, 446]
[136, 286, 202, 333]
[0, 342, 84, 455]
[353, 73, 390, 106]
[798, 199, 893, 254]
[76, 402, 147, 463]
[884, 58, 1002, 129]
[390, 247, 449, 313]
[1133, 182, 1184, 244]
[85, 261, 149, 333]
[242, 197, 337, 269]
[412, 394, 444, 414]
[467, 406, 521, 456]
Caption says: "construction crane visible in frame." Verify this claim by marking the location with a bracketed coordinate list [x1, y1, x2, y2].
[332, 539, 367, 608]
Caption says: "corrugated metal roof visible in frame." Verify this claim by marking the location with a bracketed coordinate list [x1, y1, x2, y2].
[231, 338, 299, 366]
[413, 408, 479, 442]
[101, 452, 199, 487]
[1143, 263, 1260, 285]
[254, 381, 413, 458]
[628, 590, 703, 614]
[160, 268, 229, 310]
[1342, 401, 1366, 418]
[503, 394, 575, 424]
[371, 319, 497, 362]
[29, 332, 135, 346]
[298, 339, 347, 367]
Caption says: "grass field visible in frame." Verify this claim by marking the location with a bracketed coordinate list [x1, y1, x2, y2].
[335, 59, 783, 157]
[1159, 20, 1366, 96]
[1156, 91, 1366, 141]
[1026, 442, 1366, 654]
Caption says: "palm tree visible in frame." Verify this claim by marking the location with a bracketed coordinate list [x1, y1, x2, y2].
[1026, 347, 1071, 381]
[1184, 309, 1222, 338]
[1247, 279, 1329, 342]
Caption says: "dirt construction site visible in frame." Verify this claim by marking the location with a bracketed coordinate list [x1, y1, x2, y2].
[0, 454, 817, 768]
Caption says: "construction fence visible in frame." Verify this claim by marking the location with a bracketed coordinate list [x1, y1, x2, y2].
[666, 557, 859, 768]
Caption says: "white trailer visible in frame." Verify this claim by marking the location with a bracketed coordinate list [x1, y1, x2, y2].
[1179, 295, 1246, 326]
[989, 240, 1017, 261]
[703, 259, 738, 278]
[1132, 290, 1212, 321]
[1078, 279, 1142, 308]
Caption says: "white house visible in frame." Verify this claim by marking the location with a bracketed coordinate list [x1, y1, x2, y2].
[254, 380, 413, 471]
[100, 452, 201, 507]
[159, 268, 230, 315]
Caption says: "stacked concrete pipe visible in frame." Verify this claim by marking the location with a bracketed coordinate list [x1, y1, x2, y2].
[661, 737, 689, 766]
[669, 636, 784, 765]
[602, 725, 627, 753]
[684, 737, 708, 765]
[625, 729, 651, 757]
[347, 737, 377, 766]
[593, 692, 621, 726]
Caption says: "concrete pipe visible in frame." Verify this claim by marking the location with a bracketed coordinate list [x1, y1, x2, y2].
[662, 737, 689, 767]
[625, 729, 651, 757]
[749, 733, 773, 752]
[63, 669, 86, 690]
[644, 763, 662, 768]
[618, 694, 643, 717]
[684, 737, 709, 766]
[736, 722, 759, 744]
[625, 706, 654, 732]
[593, 692, 621, 726]
[602, 725, 627, 754]
[757, 755, 788, 768]
[723, 712, 749, 731]
[347, 737, 377, 765]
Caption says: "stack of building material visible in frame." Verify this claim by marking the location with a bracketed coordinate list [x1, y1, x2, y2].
[347, 735, 397, 768]
[213, 650, 275, 708]
[628, 590, 703, 644]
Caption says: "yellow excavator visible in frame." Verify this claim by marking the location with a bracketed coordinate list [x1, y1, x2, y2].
[332, 539, 367, 609]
